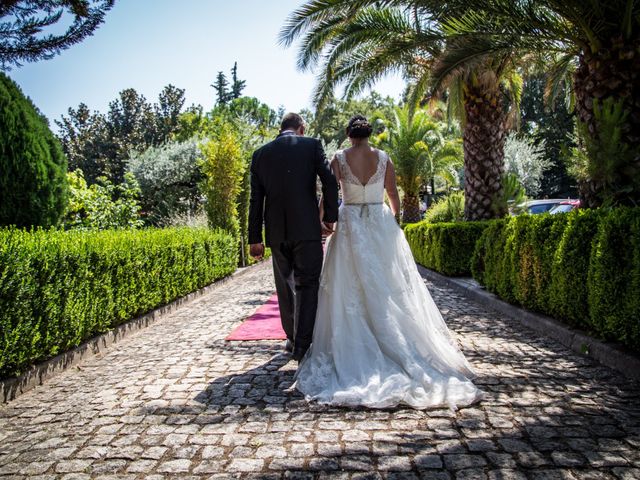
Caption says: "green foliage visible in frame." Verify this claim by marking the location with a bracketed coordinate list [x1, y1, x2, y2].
[0, 1, 115, 70]
[424, 191, 465, 223]
[173, 97, 277, 266]
[492, 172, 527, 217]
[503, 133, 553, 197]
[127, 139, 204, 225]
[405, 220, 490, 276]
[56, 85, 187, 184]
[568, 98, 640, 207]
[212, 63, 247, 106]
[520, 74, 577, 197]
[0, 72, 68, 228]
[199, 124, 245, 238]
[374, 106, 463, 223]
[303, 92, 396, 147]
[588, 209, 640, 347]
[63, 170, 144, 230]
[548, 212, 600, 326]
[0, 227, 238, 378]
[472, 208, 640, 352]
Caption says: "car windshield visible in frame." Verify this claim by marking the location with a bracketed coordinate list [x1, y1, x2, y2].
[528, 203, 557, 214]
[550, 204, 574, 214]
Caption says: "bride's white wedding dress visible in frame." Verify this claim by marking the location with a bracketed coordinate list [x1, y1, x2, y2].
[294, 148, 482, 410]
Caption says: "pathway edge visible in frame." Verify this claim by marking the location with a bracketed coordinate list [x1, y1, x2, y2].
[417, 264, 640, 382]
[1, 262, 265, 403]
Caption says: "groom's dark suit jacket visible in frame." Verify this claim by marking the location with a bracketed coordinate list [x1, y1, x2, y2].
[248, 131, 339, 247]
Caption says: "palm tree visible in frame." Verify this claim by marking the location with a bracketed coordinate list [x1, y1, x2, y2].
[420, 0, 640, 207]
[280, 2, 521, 220]
[374, 107, 463, 223]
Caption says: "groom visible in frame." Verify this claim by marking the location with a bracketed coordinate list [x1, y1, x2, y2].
[248, 113, 339, 361]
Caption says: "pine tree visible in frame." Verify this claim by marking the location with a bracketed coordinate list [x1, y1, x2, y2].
[0, 1, 115, 70]
[230, 62, 246, 100]
[212, 72, 230, 106]
[0, 72, 68, 227]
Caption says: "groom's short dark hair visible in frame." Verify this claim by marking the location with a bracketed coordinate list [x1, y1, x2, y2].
[280, 112, 304, 132]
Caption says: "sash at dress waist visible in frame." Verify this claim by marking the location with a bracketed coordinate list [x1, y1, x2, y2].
[342, 202, 383, 218]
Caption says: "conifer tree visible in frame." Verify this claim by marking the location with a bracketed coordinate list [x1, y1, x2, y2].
[0, 72, 68, 227]
[212, 72, 230, 106]
[0, 0, 115, 70]
[230, 62, 246, 100]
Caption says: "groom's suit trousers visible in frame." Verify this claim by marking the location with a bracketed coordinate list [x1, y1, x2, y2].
[271, 240, 323, 349]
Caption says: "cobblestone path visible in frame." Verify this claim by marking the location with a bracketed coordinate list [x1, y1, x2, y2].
[1, 260, 639, 480]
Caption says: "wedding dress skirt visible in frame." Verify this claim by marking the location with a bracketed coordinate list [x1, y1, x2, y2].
[294, 149, 482, 410]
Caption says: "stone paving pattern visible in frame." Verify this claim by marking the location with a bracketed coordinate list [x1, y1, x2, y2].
[1, 260, 639, 479]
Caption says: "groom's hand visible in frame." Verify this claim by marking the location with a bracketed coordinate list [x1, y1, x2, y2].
[250, 243, 265, 260]
[321, 222, 335, 236]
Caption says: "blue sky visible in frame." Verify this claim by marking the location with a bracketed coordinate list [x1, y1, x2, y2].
[9, 0, 405, 127]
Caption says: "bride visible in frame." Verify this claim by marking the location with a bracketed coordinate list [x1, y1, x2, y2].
[294, 115, 482, 410]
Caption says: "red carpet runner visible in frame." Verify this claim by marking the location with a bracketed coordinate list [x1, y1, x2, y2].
[225, 294, 287, 341]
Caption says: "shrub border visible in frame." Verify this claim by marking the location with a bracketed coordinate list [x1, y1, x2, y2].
[416, 264, 640, 382]
[0, 262, 262, 403]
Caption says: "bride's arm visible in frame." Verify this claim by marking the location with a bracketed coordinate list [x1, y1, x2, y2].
[384, 159, 401, 217]
[319, 155, 341, 233]
[320, 156, 342, 218]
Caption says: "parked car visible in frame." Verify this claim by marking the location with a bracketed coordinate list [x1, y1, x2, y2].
[549, 199, 581, 214]
[518, 199, 568, 215]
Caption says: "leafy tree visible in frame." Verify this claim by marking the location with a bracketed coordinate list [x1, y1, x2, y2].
[127, 139, 204, 225]
[503, 133, 553, 197]
[305, 92, 397, 147]
[105, 88, 156, 181]
[0, 0, 115, 70]
[55, 102, 110, 184]
[199, 123, 244, 237]
[0, 72, 68, 227]
[57, 85, 187, 184]
[520, 74, 577, 198]
[63, 169, 143, 230]
[154, 84, 186, 144]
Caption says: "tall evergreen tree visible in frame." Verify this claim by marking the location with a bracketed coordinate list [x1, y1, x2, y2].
[0, 72, 68, 227]
[0, 0, 115, 70]
[212, 71, 230, 106]
[230, 62, 246, 100]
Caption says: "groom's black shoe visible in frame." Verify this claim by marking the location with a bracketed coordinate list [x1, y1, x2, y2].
[284, 339, 294, 354]
[291, 345, 309, 362]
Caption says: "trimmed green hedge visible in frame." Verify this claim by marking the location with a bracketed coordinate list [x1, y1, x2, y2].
[404, 221, 491, 276]
[472, 208, 640, 351]
[0, 227, 238, 378]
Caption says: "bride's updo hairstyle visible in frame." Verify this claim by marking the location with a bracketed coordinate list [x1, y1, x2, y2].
[346, 115, 373, 139]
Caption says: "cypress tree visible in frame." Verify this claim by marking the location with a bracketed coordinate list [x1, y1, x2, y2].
[0, 72, 68, 227]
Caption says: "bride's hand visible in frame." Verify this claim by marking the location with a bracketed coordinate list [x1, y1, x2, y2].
[321, 222, 335, 236]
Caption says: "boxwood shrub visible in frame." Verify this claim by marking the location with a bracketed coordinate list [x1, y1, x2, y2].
[0, 227, 238, 378]
[471, 208, 640, 351]
[404, 221, 491, 276]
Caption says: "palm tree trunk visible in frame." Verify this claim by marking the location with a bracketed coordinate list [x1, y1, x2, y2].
[573, 35, 640, 208]
[401, 192, 422, 223]
[462, 79, 508, 221]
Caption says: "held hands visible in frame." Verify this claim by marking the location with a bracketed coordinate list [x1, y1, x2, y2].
[249, 243, 265, 260]
[321, 222, 335, 236]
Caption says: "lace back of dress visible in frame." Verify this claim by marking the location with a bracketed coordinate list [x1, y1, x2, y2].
[337, 149, 387, 187]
